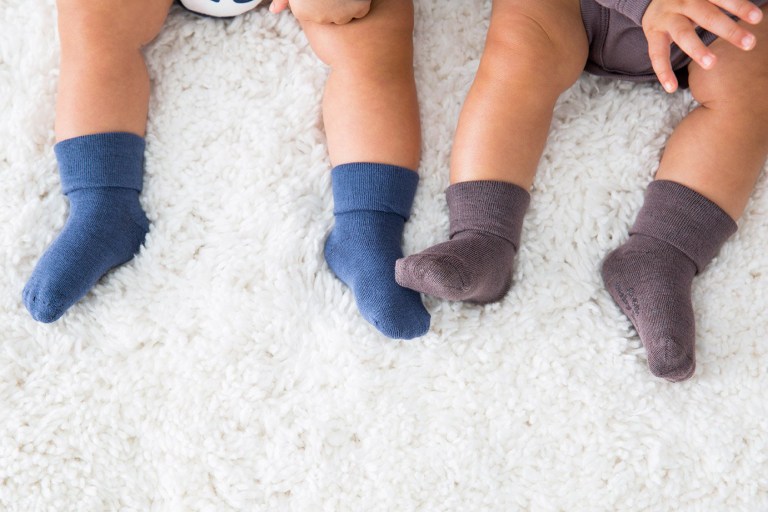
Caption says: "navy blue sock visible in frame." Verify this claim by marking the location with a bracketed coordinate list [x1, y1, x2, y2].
[23, 132, 149, 322]
[325, 163, 430, 339]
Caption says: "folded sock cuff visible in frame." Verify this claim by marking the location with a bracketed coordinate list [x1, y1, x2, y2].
[630, 180, 737, 273]
[55, 132, 146, 194]
[331, 163, 419, 220]
[447, 180, 531, 250]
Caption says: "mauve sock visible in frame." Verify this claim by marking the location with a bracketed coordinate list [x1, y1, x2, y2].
[395, 180, 530, 304]
[601, 180, 737, 382]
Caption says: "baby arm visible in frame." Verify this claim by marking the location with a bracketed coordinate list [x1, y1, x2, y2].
[270, 0, 371, 24]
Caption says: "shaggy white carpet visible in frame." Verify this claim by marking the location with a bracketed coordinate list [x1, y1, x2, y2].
[1, 1, 767, 510]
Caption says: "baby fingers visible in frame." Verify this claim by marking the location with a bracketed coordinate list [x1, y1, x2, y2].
[665, 14, 718, 70]
[269, 0, 289, 14]
[710, 0, 764, 23]
[687, 0, 758, 50]
[647, 29, 679, 92]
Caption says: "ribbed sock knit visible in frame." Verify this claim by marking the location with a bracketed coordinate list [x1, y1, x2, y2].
[395, 180, 530, 303]
[325, 163, 430, 339]
[23, 132, 149, 322]
[601, 180, 737, 381]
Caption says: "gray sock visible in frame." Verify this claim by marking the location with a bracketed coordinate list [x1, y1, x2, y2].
[601, 180, 737, 382]
[395, 180, 530, 304]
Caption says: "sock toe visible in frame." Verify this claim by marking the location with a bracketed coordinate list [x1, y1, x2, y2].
[395, 253, 469, 298]
[22, 281, 65, 323]
[368, 295, 431, 340]
[339, 263, 432, 340]
[396, 234, 514, 304]
[647, 337, 695, 382]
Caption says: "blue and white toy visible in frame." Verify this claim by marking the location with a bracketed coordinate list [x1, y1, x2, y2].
[180, 0, 264, 17]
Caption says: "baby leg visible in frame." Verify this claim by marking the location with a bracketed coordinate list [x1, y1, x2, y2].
[23, 0, 172, 322]
[301, 0, 430, 339]
[396, 0, 589, 303]
[55, 0, 173, 139]
[602, 7, 768, 381]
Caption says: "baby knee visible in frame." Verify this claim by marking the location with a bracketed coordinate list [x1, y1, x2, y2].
[481, 10, 585, 92]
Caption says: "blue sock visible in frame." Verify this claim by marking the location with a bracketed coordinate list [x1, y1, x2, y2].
[325, 163, 430, 339]
[23, 132, 149, 323]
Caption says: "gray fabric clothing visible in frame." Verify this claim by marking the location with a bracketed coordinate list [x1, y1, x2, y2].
[581, 0, 768, 83]
[591, 0, 652, 25]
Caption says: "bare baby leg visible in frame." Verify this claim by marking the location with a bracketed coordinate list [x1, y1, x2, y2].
[301, 0, 430, 339]
[396, 0, 588, 303]
[602, 6, 768, 381]
[23, 0, 172, 322]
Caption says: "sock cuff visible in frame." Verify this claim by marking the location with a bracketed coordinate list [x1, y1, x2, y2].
[630, 180, 737, 273]
[331, 163, 419, 220]
[55, 132, 146, 194]
[447, 180, 531, 249]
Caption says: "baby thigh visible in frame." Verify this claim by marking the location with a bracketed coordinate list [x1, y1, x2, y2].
[656, 5, 768, 219]
[299, 0, 419, 168]
[55, 0, 173, 139]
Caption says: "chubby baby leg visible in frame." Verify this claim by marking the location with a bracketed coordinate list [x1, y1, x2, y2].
[396, 0, 588, 303]
[23, 0, 171, 322]
[301, 0, 430, 339]
[602, 6, 768, 381]
[55, 0, 173, 139]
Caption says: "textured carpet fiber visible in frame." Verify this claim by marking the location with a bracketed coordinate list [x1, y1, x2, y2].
[1, 1, 767, 510]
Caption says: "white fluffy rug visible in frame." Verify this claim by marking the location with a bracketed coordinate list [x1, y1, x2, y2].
[2, 1, 767, 510]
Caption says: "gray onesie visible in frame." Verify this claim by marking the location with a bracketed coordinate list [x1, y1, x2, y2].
[581, 0, 768, 85]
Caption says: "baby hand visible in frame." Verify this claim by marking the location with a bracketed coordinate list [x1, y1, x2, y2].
[642, 0, 763, 92]
[269, 0, 371, 24]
